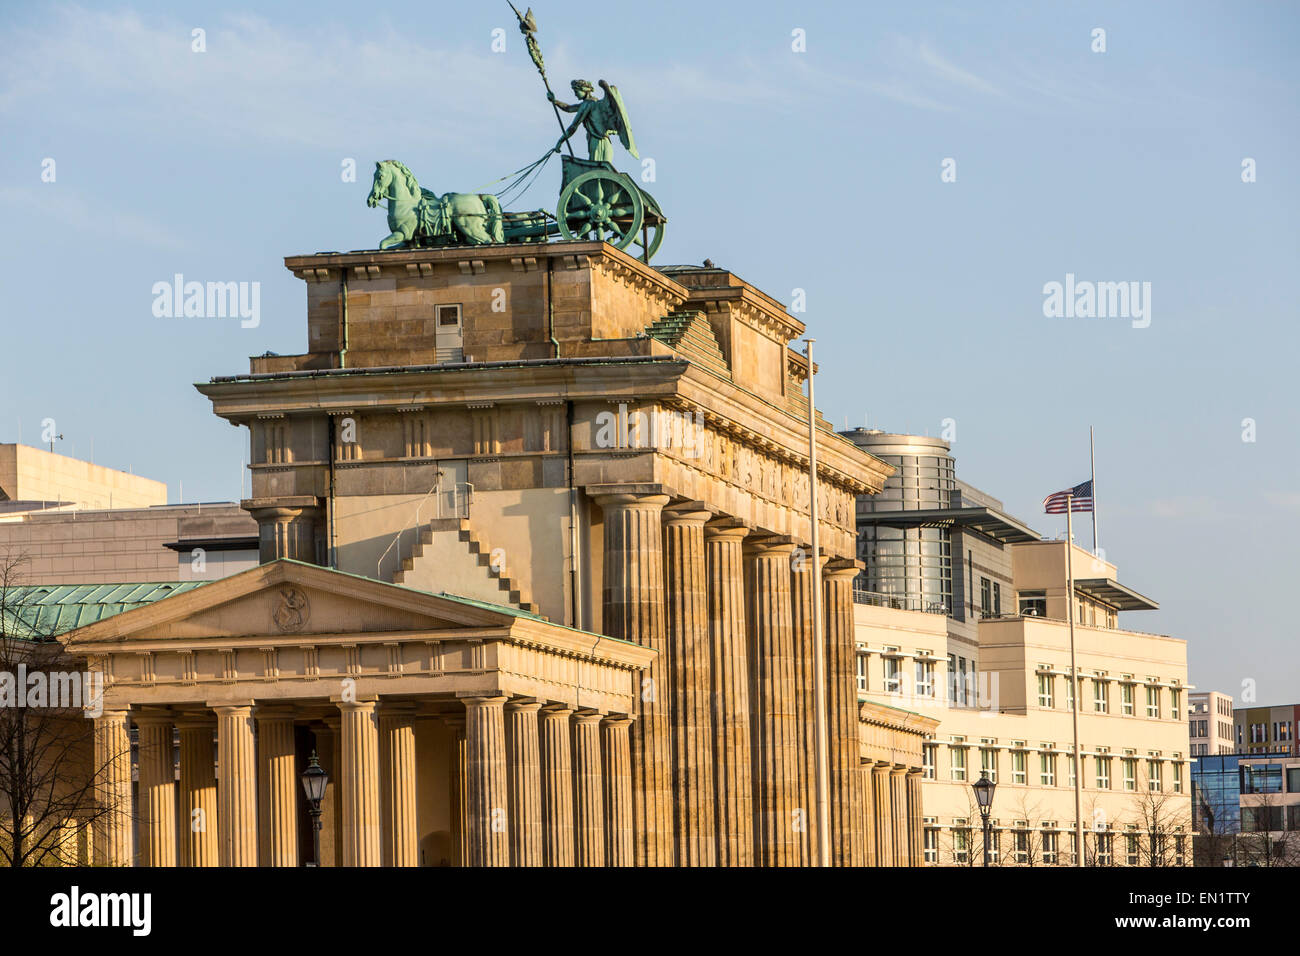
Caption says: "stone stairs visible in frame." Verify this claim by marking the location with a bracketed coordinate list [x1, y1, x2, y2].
[644, 310, 731, 379]
[393, 517, 543, 617]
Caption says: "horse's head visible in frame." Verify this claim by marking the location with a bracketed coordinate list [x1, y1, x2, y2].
[366, 161, 391, 208]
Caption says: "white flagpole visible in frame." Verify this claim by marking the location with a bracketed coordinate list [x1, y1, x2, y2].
[1090, 426, 1099, 555]
[1066, 495, 1084, 866]
[805, 338, 831, 867]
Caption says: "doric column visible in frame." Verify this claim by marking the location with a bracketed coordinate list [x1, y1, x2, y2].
[93, 712, 133, 868]
[444, 714, 469, 867]
[663, 504, 716, 866]
[859, 760, 877, 866]
[789, 551, 821, 866]
[906, 769, 924, 868]
[872, 762, 892, 866]
[705, 521, 753, 866]
[745, 536, 799, 866]
[177, 718, 218, 867]
[316, 720, 342, 866]
[572, 711, 605, 867]
[601, 716, 634, 866]
[214, 704, 258, 867]
[504, 699, 543, 867]
[538, 705, 574, 867]
[825, 559, 864, 866]
[245, 500, 322, 563]
[257, 708, 298, 867]
[465, 696, 510, 867]
[380, 704, 419, 867]
[339, 699, 381, 866]
[890, 766, 909, 867]
[593, 489, 673, 866]
[135, 715, 176, 867]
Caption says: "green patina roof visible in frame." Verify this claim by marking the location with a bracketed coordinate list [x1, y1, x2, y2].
[1, 582, 208, 640]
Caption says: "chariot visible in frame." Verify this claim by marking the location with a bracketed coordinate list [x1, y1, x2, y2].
[501, 155, 666, 262]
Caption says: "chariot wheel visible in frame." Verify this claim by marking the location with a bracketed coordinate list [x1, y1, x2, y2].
[557, 169, 644, 251]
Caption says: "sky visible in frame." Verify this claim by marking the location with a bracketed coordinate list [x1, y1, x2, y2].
[1, 1, 1297, 702]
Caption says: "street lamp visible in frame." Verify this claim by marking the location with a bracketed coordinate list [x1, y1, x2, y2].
[972, 772, 996, 867]
[300, 750, 329, 867]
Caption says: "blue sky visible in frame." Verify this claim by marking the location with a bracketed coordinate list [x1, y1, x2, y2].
[1, 1, 1297, 702]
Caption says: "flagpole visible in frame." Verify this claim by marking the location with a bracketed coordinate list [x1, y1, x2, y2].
[1089, 426, 1099, 555]
[805, 338, 831, 866]
[1065, 495, 1084, 866]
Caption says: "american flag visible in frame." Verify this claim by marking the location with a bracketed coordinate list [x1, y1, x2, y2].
[1043, 480, 1094, 514]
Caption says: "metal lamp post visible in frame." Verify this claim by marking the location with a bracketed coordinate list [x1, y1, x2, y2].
[300, 750, 329, 867]
[973, 772, 996, 867]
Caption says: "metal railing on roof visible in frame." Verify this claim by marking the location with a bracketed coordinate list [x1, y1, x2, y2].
[853, 589, 948, 615]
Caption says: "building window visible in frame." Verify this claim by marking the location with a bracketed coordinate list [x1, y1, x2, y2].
[1287, 768, 1300, 793]
[1019, 591, 1046, 616]
[1121, 683, 1134, 716]
[1240, 763, 1283, 794]
[1249, 723, 1267, 744]
[1065, 674, 1075, 711]
[1175, 835, 1186, 866]
[1145, 686, 1161, 719]
[923, 828, 937, 864]
[1040, 753, 1056, 787]
[1170, 690, 1181, 720]
[957, 656, 969, 706]
[1096, 832, 1113, 866]
[923, 743, 936, 780]
[980, 577, 991, 615]
[1172, 761, 1182, 794]
[1125, 832, 1139, 866]
[1147, 760, 1162, 792]
[1013, 829, 1029, 864]
[980, 748, 998, 783]
[986, 829, 1000, 864]
[1276, 722, 1293, 743]
[951, 746, 968, 782]
[1096, 756, 1111, 790]
[884, 658, 901, 695]
[1042, 830, 1058, 865]
[915, 659, 935, 698]
[946, 653, 957, 703]
[1094, 680, 1108, 714]
[952, 827, 969, 864]
[992, 582, 1001, 616]
[1012, 750, 1027, 785]
[855, 651, 868, 693]
[1037, 674, 1054, 709]
[1123, 758, 1137, 791]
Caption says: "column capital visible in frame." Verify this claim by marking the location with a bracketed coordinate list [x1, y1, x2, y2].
[336, 698, 379, 713]
[539, 703, 574, 718]
[462, 695, 509, 709]
[210, 702, 255, 717]
[745, 534, 798, 557]
[824, 558, 864, 579]
[572, 709, 604, 726]
[704, 519, 750, 542]
[505, 698, 543, 715]
[586, 482, 670, 508]
[662, 501, 713, 526]
[600, 714, 634, 729]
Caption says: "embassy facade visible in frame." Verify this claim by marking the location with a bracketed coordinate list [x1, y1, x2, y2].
[54, 240, 939, 866]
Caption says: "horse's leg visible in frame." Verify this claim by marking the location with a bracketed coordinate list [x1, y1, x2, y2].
[382, 200, 418, 249]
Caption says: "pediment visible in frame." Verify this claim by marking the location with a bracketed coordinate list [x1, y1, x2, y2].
[61, 559, 522, 648]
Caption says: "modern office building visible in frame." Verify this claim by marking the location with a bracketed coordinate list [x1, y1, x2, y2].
[844, 429, 1191, 866]
[1191, 752, 1300, 865]
[1234, 703, 1300, 756]
[0, 443, 166, 512]
[1188, 691, 1236, 756]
